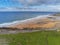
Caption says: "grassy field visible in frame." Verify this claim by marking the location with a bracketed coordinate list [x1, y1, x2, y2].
[0, 31, 60, 45]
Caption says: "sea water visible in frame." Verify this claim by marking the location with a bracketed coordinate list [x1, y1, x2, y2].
[0, 11, 57, 24]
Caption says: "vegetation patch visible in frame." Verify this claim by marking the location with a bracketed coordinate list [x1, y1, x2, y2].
[0, 31, 60, 45]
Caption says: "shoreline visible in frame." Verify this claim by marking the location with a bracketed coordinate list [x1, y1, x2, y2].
[0, 14, 59, 34]
[0, 15, 50, 27]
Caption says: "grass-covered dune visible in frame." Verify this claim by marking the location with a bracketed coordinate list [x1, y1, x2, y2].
[0, 31, 60, 45]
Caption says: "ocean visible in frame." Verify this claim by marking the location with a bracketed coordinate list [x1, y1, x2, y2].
[0, 11, 58, 24]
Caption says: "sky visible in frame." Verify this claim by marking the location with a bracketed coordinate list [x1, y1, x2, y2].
[0, 0, 60, 12]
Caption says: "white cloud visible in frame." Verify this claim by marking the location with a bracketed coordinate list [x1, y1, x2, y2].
[0, 5, 60, 12]
[17, 0, 60, 6]
[0, 0, 60, 12]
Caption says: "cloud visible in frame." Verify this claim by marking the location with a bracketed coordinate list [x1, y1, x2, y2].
[18, 0, 60, 6]
[0, 5, 60, 12]
[0, 0, 60, 12]
[19, 0, 46, 6]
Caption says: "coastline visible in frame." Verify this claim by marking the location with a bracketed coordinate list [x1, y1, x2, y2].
[0, 13, 59, 34]
[0, 15, 50, 27]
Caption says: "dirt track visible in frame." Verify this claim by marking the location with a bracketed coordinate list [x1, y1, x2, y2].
[0, 29, 41, 34]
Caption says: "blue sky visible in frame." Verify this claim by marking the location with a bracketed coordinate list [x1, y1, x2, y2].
[0, 0, 60, 12]
[0, 0, 23, 7]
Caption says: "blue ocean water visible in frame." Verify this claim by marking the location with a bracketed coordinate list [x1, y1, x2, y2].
[0, 11, 57, 24]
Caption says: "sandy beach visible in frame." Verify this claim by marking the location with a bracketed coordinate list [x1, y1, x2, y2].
[0, 14, 59, 30]
[7, 14, 60, 30]
[0, 14, 59, 34]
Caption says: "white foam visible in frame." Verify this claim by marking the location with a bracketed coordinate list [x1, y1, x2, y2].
[0, 14, 50, 27]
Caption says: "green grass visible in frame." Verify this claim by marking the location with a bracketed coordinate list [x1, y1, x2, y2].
[0, 31, 60, 45]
